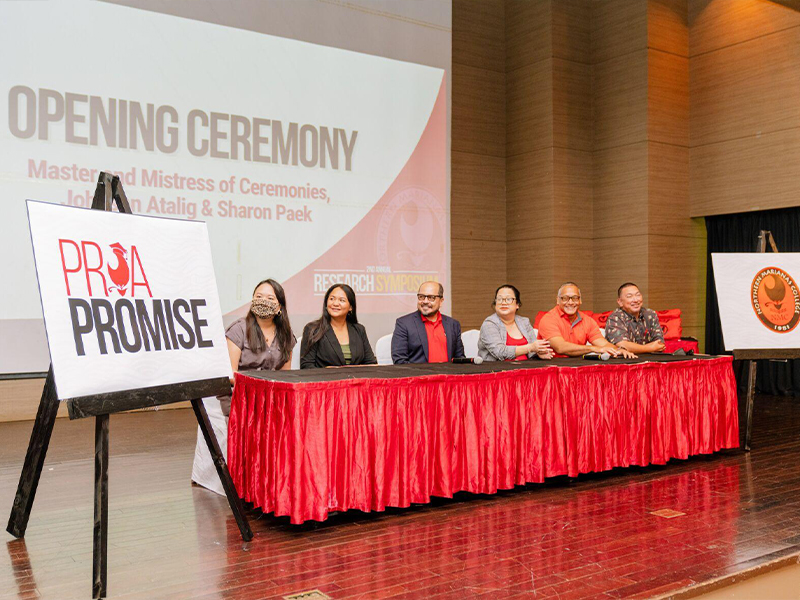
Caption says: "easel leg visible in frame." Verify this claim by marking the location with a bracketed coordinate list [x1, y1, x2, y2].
[6, 367, 59, 538]
[191, 399, 253, 542]
[93, 414, 109, 599]
[745, 360, 757, 452]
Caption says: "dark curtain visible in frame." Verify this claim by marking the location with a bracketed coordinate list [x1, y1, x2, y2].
[706, 207, 800, 395]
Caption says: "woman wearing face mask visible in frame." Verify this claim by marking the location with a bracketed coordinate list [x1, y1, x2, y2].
[218, 278, 296, 415]
[193, 278, 295, 495]
[300, 283, 377, 368]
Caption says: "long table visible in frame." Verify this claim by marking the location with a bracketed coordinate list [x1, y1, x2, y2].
[228, 355, 739, 524]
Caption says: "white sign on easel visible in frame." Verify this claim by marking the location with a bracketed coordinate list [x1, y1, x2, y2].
[27, 200, 232, 400]
[712, 253, 800, 351]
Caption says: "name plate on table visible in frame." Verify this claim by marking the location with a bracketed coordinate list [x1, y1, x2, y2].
[27, 201, 231, 401]
[713, 253, 800, 351]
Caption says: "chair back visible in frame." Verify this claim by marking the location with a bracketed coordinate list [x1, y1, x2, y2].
[461, 329, 480, 359]
[290, 336, 302, 369]
[375, 333, 393, 365]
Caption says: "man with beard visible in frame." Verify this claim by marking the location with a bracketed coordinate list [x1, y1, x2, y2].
[391, 281, 465, 364]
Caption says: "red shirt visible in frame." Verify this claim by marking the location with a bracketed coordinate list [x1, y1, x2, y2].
[506, 333, 527, 361]
[537, 306, 602, 346]
[422, 312, 448, 363]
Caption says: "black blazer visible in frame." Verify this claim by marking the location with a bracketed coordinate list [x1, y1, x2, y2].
[391, 311, 466, 364]
[300, 321, 377, 369]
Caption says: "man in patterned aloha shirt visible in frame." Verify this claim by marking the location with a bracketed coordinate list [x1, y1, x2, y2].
[604, 283, 666, 354]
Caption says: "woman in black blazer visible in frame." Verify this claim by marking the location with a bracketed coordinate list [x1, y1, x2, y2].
[300, 283, 377, 368]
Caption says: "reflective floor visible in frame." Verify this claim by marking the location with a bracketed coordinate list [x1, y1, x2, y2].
[1, 394, 799, 599]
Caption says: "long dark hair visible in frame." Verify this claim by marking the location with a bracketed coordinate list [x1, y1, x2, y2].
[246, 278, 293, 368]
[302, 284, 358, 355]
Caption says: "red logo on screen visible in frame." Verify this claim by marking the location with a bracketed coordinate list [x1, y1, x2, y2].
[58, 239, 152, 298]
[751, 267, 800, 333]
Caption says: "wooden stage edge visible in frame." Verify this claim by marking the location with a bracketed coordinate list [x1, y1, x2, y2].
[3, 396, 800, 599]
[0, 378, 190, 422]
[667, 551, 800, 599]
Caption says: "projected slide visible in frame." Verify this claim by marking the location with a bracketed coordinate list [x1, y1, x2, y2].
[0, 2, 448, 373]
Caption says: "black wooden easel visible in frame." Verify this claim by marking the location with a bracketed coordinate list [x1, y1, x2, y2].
[6, 173, 253, 599]
[731, 230, 800, 451]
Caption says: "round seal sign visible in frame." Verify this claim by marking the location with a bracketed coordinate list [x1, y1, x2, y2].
[751, 267, 800, 333]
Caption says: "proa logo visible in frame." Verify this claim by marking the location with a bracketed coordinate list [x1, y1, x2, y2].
[751, 267, 800, 333]
[58, 239, 150, 297]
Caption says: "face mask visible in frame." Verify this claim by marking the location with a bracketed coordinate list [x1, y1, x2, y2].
[251, 297, 280, 319]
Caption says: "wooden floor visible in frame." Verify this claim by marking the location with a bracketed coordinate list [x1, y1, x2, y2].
[1, 395, 800, 600]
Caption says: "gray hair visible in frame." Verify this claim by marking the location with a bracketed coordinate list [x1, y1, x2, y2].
[557, 281, 580, 298]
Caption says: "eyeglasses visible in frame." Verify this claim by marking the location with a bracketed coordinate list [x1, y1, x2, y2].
[417, 294, 442, 302]
[495, 297, 516, 305]
[559, 295, 581, 303]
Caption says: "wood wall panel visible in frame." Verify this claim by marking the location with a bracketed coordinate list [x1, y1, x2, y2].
[452, 1, 505, 329]
[507, 149, 554, 241]
[592, 0, 648, 63]
[682, 325, 705, 343]
[506, 0, 551, 72]
[552, 0, 591, 63]
[451, 239, 508, 330]
[648, 233, 706, 327]
[553, 58, 592, 151]
[452, 62, 506, 157]
[592, 50, 648, 150]
[592, 235, 650, 310]
[554, 237, 595, 309]
[506, 58, 553, 156]
[452, 0, 505, 72]
[451, 152, 506, 242]
[690, 26, 800, 148]
[648, 0, 689, 56]
[690, 128, 800, 216]
[648, 50, 689, 147]
[688, 0, 800, 57]
[508, 237, 595, 311]
[648, 142, 697, 238]
[593, 143, 649, 239]
[506, 238, 555, 312]
[553, 148, 593, 239]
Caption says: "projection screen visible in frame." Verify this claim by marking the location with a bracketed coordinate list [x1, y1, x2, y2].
[0, 0, 451, 373]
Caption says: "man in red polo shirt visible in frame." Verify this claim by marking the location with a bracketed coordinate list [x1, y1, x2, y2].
[391, 281, 466, 363]
[538, 282, 635, 358]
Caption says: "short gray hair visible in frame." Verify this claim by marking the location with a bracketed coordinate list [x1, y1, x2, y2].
[557, 281, 580, 298]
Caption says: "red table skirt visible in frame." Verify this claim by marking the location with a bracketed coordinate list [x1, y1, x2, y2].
[228, 357, 739, 524]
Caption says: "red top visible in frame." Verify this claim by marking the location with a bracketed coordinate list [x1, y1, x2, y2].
[422, 312, 448, 363]
[537, 306, 602, 345]
[506, 333, 528, 361]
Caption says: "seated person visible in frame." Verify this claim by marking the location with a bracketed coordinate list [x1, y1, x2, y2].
[391, 281, 465, 364]
[604, 282, 666, 354]
[538, 282, 635, 358]
[478, 284, 554, 361]
[221, 278, 296, 414]
[192, 278, 295, 495]
[301, 283, 377, 368]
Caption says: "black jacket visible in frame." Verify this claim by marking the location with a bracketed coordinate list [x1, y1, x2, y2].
[300, 321, 377, 368]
